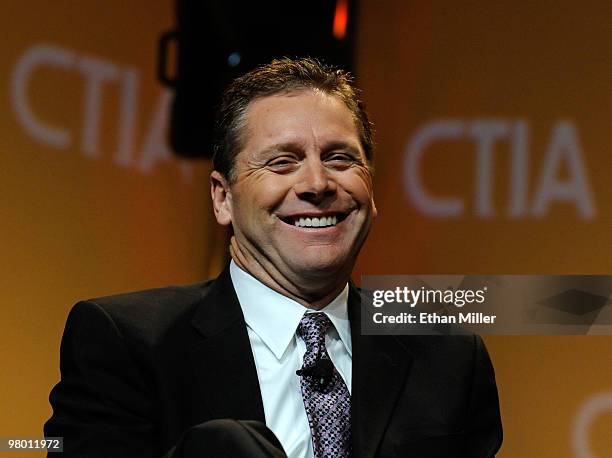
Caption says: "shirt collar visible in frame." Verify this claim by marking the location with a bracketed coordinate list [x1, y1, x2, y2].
[230, 260, 352, 360]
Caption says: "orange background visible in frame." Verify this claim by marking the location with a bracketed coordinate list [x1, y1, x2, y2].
[1, 1, 611, 456]
[354, 2, 612, 456]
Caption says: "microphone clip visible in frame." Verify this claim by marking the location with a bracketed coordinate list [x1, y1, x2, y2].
[296, 355, 334, 390]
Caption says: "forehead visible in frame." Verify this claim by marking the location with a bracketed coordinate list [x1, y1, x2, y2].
[238, 89, 362, 155]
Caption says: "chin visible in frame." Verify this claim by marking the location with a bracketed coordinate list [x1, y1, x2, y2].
[290, 254, 351, 279]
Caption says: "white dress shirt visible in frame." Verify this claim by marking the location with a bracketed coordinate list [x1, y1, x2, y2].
[229, 261, 352, 458]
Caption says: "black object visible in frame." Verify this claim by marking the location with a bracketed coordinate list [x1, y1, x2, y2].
[171, 419, 287, 458]
[296, 355, 335, 389]
[158, 0, 358, 158]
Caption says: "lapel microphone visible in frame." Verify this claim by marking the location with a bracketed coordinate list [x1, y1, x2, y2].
[296, 355, 334, 389]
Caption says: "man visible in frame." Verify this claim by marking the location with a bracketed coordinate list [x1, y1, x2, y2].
[45, 58, 502, 457]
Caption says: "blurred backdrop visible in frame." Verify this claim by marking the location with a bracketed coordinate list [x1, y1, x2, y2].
[1, 1, 611, 457]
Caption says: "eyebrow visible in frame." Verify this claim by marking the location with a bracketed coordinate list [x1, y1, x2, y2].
[257, 142, 306, 158]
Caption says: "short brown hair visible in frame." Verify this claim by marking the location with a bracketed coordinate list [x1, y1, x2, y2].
[212, 57, 374, 181]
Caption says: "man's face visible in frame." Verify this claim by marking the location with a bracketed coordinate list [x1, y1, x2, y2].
[213, 89, 376, 284]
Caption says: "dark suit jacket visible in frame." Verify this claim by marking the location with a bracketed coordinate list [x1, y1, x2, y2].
[45, 266, 502, 457]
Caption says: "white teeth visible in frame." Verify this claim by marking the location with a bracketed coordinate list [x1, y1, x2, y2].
[293, 215, 340, 228]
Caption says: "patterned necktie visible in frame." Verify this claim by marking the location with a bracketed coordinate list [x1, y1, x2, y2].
[297, 313, 351, 458]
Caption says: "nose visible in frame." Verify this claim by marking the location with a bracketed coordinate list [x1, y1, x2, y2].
[293, 160, 337, 203]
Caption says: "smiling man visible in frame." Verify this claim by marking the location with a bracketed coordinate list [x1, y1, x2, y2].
[45, 58, 502, 458]
[211, 83, 376, 308]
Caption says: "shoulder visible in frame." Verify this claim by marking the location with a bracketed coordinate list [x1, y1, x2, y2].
[87, 280, 213, 319]
[394, 333, 488, 372]
[396, 333, 483, 354]
[66, 279, 216, 347]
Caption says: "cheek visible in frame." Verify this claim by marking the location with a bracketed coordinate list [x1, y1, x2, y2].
[340, 168, 375, 204]
[234, 177, 291, 217]
[258, 173, 297, 202]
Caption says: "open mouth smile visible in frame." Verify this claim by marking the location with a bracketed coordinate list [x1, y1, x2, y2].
[278, 212, 350, 228]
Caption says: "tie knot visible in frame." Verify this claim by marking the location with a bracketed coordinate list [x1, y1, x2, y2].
[298, 313, 332, 350]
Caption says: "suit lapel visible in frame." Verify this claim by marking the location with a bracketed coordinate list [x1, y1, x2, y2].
[189, 266, 266, 423]
[349, 285, 413, 458]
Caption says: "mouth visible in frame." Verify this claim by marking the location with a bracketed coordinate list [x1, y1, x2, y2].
[278, 212, 350, 228]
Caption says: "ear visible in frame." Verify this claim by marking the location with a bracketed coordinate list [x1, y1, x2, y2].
[210, 170, 233, 226]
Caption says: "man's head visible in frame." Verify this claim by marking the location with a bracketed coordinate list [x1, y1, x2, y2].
[212, 58, 374, 182]
[210, 58, 377, 307]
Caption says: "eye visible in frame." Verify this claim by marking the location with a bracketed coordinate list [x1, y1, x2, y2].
[333, 153, 353, 160]
[266, 155, 299, 172]
[325, 152, 358, 169]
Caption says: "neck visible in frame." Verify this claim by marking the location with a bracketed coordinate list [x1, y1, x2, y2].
[229, 237, 350, 310]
